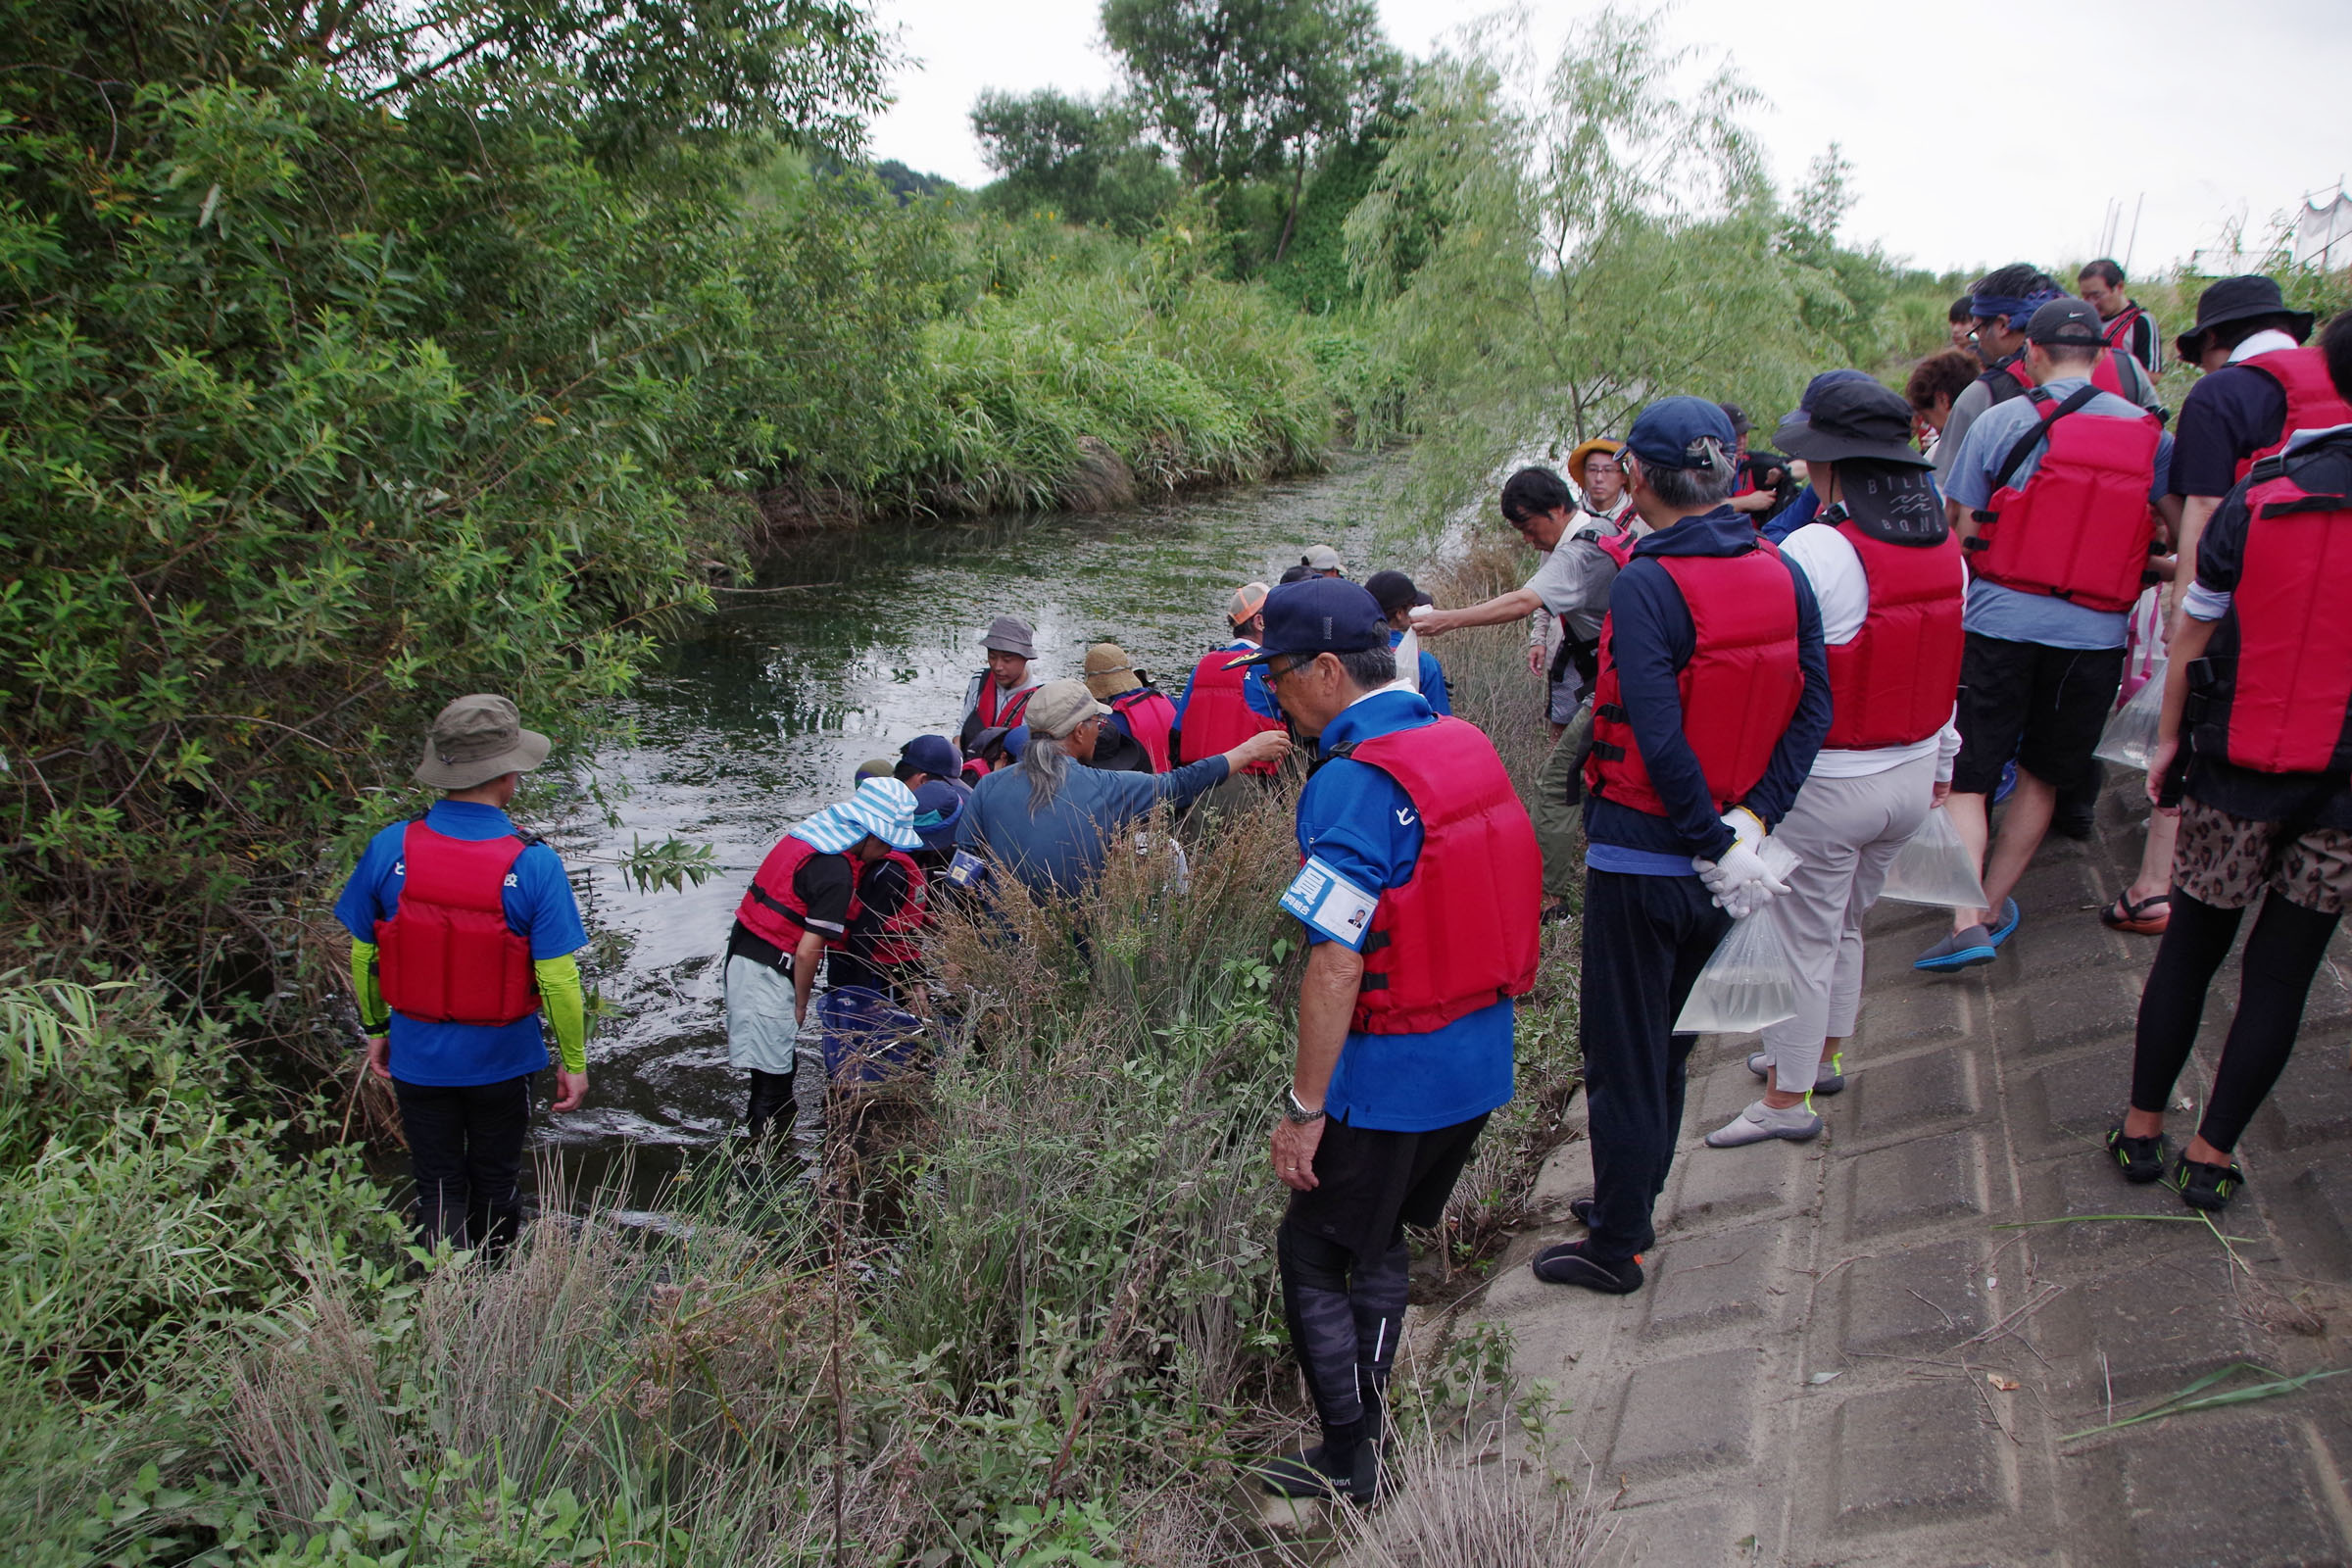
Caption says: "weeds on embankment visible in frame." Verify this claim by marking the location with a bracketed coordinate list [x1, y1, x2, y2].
[0, 535, 1595, 1564]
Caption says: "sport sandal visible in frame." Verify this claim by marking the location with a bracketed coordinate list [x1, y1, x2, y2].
[2104, 1125, 2168, 1185]
[2170, 1153, 2247, 1212]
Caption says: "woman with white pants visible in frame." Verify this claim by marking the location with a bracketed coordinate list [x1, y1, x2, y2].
[1707, 380, 1967, 1148]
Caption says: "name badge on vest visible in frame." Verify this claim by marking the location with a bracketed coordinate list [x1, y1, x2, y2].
[946, 849, 991, 890]
[1280, 856, 1380, 951]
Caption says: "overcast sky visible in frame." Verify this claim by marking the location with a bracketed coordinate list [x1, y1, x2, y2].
[861, 0, 2350, 279]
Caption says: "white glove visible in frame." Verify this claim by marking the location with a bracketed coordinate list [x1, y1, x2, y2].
[1692, 836, 1791, 918]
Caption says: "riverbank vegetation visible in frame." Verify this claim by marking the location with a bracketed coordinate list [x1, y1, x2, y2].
[6, 0, 2345, 1557]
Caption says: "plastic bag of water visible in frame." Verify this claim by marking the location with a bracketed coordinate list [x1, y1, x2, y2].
[2092, 656, 2167, 771]
[1675, 907, 1799, 1034]
[1879, 806, 1989, 909]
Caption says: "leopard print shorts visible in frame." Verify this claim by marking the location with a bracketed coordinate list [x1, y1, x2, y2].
[2173, 796, 2352, 916]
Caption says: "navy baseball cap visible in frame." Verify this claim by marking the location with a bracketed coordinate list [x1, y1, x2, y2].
[1226, 578, 1389, 667]
[1625, 396, 1738, 471]
[898, 734, 960, 778]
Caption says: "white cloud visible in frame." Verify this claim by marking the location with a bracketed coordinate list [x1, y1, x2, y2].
[865, 0, 2352, 278]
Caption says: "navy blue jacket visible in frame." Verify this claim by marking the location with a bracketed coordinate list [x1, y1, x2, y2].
[1585, 509, 1832, 861]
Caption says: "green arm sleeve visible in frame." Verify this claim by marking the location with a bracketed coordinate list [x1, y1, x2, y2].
[352, 941, 389, 1035]
[534, 954, 588, 1073]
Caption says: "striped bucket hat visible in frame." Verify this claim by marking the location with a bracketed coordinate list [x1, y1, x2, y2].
[787, 776, 923, 854]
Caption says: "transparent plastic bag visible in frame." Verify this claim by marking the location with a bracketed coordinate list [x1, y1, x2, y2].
[2093, 656, 2168, 770]
[1878, 805, 1989, 908]
[1674, 909, 1798, 1034]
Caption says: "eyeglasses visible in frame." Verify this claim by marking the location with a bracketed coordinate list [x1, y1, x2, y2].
[1265, 655, 1309, 685]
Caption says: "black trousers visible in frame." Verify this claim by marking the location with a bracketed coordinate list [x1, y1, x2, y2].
[394, 1073, 533, 1257]
[1278, 1114, 1488, 1439]
[1580, 869, 1732, 1264]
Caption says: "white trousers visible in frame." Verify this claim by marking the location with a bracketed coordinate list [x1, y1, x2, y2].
[1759, 754, 1937, 1091]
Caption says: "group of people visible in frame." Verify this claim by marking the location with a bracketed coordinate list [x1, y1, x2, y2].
[334, 259, 2352, 1507]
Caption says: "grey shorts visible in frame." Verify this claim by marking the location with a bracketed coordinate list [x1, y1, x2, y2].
[1547, 673, 1587, 727]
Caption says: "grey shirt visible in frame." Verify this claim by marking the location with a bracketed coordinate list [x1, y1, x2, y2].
[1527, 516, 1648, 644]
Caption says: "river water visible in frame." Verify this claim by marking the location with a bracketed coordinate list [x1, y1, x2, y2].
[537, 453, 1398, 1192]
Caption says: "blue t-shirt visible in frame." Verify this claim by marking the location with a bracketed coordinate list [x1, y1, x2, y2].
[1287, 689, 1514, 1133]
[1944, 376, 2175, 651]
[1387, 628, 1452, 714]
[334, 799, 588, 1087]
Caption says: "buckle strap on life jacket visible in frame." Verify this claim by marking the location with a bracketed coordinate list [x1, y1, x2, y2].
[1990, 383, 2105, 492]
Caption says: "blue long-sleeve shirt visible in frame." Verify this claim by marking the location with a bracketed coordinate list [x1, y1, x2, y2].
[1584, 509, 1832, 866]
[1387, 629, 1451, 714]
[956, 751, 1230, 895]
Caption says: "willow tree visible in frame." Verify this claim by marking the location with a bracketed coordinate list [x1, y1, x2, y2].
[1345, 8, 1871, 519]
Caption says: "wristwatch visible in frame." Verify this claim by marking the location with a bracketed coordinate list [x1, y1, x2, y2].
[1283, 1086, 1326, 1125]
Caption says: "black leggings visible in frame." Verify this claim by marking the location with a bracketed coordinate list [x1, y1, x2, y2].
[2130, 887, 2343, 1152]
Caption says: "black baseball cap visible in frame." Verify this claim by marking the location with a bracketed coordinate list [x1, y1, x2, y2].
[2027, 298, 2106, 350]
[1225, 578, 1390, 667]
[1362, 569, 1424, 616]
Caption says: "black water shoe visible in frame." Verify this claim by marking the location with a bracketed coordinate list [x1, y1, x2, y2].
[2171, 1153, 2247, 1213]
[1531, 1239, 1642, 1294]
[1257, 1428, 1377, 1504]
[2104, 1125, 2168, 1185]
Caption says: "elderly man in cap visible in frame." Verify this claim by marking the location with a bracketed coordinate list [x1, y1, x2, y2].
[1363, 570, 1451, 714]
[1918, 298, 2180, 973]
[727, 777, 925, 1166]
[958, 679, 1290, 896]
[1083, 642, 1180, 771]
[1705, 379, 1963, 1149]
[1541, 396, 1830, 1294]
[1233, 577, 1539, 1501]
[336, 695, 591, 1257]
[959, 614, 1043, 760]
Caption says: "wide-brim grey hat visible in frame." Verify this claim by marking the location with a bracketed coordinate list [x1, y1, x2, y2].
[980, 613, 1038, 659]
[415, 694, 552, 789]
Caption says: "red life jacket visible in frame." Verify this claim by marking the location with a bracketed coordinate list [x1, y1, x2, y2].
[859, 851, 929, 966]
[1176, 645, 1284, 772]
[1823, 519, 1966, 751]
[2101, 301, 2146, 358]
[1965, 384, 2162, 613]
[373, 820, 539, 1027]
[1334, 718, 1541, 1035]
[2231, 348, 2352, 481]
[2193, 445, 2352, 775]
[1584, 544, 1805, 817]
[1109, 687, 1177, 771]
[734, 835, 863, 954]
[1985, 350, 2141, 408]
[978, 680, 1037, 731]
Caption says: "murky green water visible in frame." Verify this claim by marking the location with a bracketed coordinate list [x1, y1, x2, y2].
[536, 454, 1398, 1190]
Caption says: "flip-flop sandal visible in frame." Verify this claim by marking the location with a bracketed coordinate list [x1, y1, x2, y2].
[2101, 891, 2171, 935]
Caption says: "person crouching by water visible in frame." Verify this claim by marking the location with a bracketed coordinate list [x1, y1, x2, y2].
[1084, 641, 1180, 771]
[959, 614, 1042, 761]
[338, 695, 591, 1260]
[957, 679, 1290, 897]
[726, 777, 924, 1169]
[1231, 579, 1541, 1503]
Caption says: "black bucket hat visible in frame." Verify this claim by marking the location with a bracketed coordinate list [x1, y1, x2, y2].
[1771, 378, 1931, 468]
[2175, 274, 2314, 362]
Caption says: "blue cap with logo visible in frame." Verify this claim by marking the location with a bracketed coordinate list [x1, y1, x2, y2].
[1624, 395, 1739, 472]
[1225, 577, 1390, 667]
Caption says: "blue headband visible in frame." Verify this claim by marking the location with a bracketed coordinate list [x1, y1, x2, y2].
[1969, 285, 2065, 327]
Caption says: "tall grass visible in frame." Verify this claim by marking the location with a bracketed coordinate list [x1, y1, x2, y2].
[5, 587, 1595, 1564]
